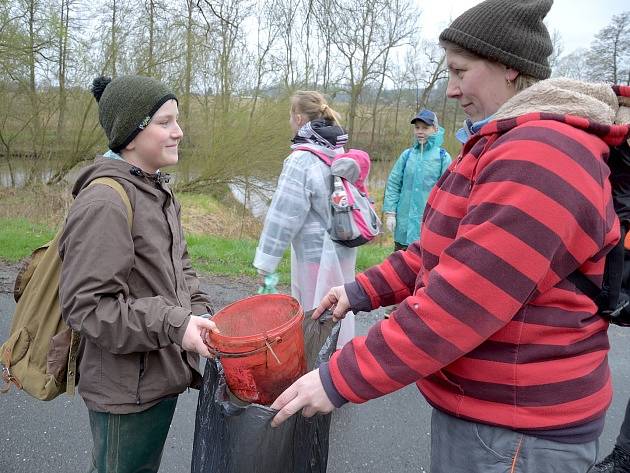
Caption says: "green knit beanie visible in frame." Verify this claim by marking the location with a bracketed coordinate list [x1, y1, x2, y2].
[91, 75, 177, 152]
[439, 0, 554, 80]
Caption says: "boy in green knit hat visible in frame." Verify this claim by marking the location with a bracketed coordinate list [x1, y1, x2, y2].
[58, 75, 219, 473]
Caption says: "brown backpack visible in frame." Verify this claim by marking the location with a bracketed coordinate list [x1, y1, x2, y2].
[0, 177, 132, 400]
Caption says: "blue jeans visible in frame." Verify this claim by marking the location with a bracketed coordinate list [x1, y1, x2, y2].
[430, 408, 598, 473]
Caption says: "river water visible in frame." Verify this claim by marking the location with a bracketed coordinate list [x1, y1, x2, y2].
[0, 157, 275, 218]
[0, 154, 390, 221]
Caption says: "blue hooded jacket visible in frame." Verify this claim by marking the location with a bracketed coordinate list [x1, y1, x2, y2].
[383, 127, 451, 246]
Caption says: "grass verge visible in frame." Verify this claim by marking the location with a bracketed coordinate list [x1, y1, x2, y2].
[0, 216, 393, 283]
[187, 232, 392, 283]
[0, 218, 57, 262]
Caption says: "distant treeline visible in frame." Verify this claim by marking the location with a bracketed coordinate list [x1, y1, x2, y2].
[0, 0, 627, 190]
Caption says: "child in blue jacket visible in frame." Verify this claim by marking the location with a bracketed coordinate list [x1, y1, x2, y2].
[383, 109, 451, 250]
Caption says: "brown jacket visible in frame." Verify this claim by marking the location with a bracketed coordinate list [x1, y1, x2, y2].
[58, 156, 214, 413]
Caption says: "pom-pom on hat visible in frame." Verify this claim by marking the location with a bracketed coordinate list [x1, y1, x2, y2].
[439, 0, 554, 80]
[91, 75, 177, 152]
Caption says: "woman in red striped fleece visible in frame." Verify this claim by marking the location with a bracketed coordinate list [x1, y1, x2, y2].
[271, 1, 630, 471]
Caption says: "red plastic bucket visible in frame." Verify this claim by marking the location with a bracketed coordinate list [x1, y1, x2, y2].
[204, 294, 306, 405]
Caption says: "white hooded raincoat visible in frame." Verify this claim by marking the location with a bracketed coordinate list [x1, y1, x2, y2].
[254, 143, 356, 347]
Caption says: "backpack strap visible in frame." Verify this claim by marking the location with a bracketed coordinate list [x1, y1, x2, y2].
[294, 146, 333, 166]
[395, 148, 413, 173]
[567, 225, 628, 320]
[65, 178, 132, 395]
[566, 271, 601, 301]
[87, 177, 133, 230]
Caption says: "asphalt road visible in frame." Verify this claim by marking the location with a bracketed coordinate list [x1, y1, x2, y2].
[0, 262, 628, 473]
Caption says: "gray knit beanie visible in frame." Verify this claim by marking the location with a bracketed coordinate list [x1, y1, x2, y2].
[439, 0, 554, 80]
[91, 75, 177, 152]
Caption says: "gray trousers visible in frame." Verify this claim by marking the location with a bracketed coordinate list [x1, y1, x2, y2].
[430, 408, 598, 473]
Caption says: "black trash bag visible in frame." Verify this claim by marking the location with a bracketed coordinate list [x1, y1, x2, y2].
[191, 312, 340, 473]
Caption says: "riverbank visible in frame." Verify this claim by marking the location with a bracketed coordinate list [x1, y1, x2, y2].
[0, 184, 392, 282]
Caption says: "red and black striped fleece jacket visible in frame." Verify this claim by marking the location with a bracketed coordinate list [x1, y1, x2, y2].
[321, 107, 630, 443]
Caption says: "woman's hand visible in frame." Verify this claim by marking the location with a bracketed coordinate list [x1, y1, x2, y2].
[270, 369, 335, 427]
[311, 285, 351, 322]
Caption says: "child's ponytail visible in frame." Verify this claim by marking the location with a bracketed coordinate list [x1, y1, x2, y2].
[291, 91, 341, 125]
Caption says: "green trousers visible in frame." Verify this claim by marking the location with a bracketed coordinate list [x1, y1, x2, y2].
[87, 396, 178, 473]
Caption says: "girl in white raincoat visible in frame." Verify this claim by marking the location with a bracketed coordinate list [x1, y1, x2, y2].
[253, 91, 356, 347]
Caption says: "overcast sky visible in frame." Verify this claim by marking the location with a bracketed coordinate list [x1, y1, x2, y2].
[417, 0, 629, 54]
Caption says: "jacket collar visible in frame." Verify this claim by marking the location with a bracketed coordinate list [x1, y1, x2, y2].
[472, 78, 630, 147]
[456, 116, 494, 144]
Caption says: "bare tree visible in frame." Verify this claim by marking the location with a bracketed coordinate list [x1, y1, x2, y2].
[367, 4, 422, 148]
[553, 48, 590, 80]
[301, 0, 315, 87]
[20, 0, 46, 157]
[198, 0, 249, 117]
[107, 0, 118, 76]
[273, 0, 300, 89]
[368, 60, 390, 149]
[145, 0, 156, 76]
[248, 0, 281, 122]
[312, 0, 334, 90]
[54, 0, 77, 141]
[324, 0, 418, 144]
[0, 6, 23, 82]
[586, 11, 629, 83]
[388, 61, 408, 132]
[0, 85, 37, 185]
[181, 0, 196, 127]
[416, 41, 447, 108]
[47, 93, 103, 184]
[14, 0, 628, 198]
[548, 28, 564, 72]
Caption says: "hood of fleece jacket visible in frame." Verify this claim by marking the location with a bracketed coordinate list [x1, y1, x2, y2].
[71, 155, 170, 198]
[491, 78, 630, 146]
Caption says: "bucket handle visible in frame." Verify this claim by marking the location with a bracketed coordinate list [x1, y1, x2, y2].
[205, 336, 283, 364]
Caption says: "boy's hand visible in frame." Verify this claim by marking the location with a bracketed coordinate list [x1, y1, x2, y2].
[182, 314, 220, 357]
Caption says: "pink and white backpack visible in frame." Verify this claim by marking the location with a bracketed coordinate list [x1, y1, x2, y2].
[296, 146, 382, 247]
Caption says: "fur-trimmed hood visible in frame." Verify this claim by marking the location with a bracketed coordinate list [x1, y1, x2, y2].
[472, 79, 630, 148]
[495, 78, 630, 132]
